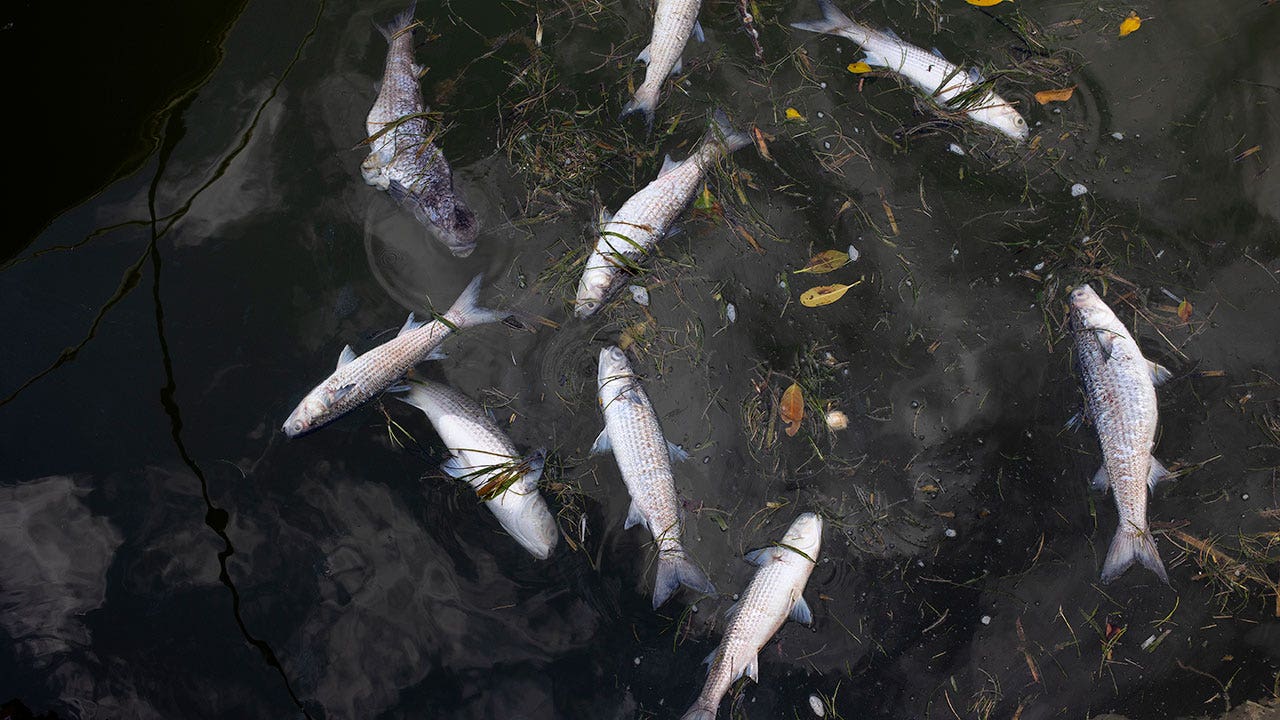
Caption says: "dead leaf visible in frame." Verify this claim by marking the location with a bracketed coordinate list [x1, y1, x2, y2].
[752, 126, 773, 161]
[1034, 86, 1076, 105]
[966, 0, 1009, 5]
[784, 107, 805, 121]
[780, 383, 804, 437]
[1177, 299, 1193, 323]
[1119, 12, 1141, 37]
[794, 250, 851, 274]
[846, 61, 873, 74]
[1233, 145, 1261, 162]
[800, 281, 861, 307]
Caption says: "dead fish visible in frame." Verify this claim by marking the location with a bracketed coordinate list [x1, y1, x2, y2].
[1070, 284, 1173, 584]
[620, 0, 705, 132]
[283, 275, 505, 437]
[398, 380, 559, 559]
[574, 110, 750, 318]
[682, 513, 824, 720]
[362, 3, 479, 256]
[791, 0, 1029, 141]
[593, 345, 715, 607]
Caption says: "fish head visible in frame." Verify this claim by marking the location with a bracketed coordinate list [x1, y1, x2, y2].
[437, 203, 480, 258]
[971, 102, 1030, 142]
[574, 265, 614, 318]
[596, 345, 635, 401]
[281, 381, 350, 438]
[502, 491, 561, 560]
[1067, 284, 1109, 329]
[782, 512, 824, 559]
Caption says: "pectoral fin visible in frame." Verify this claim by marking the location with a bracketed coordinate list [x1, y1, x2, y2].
[1148, 360, 1173, 386]
[441, 455, 471, 480]
[743, 547, 773, 566]
[789, 596, 813, 625]
[624, 501, 647, 530]
[331, 383, 357, 404]
[667, 441, 690, 463]
[590, 428, 612, 456]
[671, 56, 683, 75]
[636, 44, 651, 64]
[1091, 465, 1110, 491]
[692, 20, 705, 42]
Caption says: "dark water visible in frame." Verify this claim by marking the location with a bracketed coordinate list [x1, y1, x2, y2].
[2, 1, 1278, 719]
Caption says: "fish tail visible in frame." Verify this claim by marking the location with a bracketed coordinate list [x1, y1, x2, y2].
[680, 703, 717, 720]
[376, 2, 418, 43]
[704, 109, 752, 154]
[1101, 526, 1169, 585]
[619, 86, 659, 134]
[444, 275, 507, 329]
[790, 0, 859, 36]
[653, 550, 716, 609]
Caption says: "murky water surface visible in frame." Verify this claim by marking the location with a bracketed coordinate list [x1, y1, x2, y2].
[2, 1, 1277, 718]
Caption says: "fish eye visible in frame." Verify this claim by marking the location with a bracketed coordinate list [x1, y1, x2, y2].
[1015, 117, 1025, 126]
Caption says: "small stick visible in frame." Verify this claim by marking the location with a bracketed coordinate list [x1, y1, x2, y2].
[737, 0, 764, 63]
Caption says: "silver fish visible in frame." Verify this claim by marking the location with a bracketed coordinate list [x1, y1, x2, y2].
[682, 513, 824, 720]
[574, 111, 750, 318]
[593, 345, 715, 607]
[362, 3, 479, 256]
[1070, 284, 1173, 584]
[620, 0, 705, 131]
[791, 0, 1029, 142]
[283, 275, 505, 438]
[398, 381, 559, 559]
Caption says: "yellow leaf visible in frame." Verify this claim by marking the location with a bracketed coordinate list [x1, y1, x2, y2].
[1034, 85, 1076, 105]
[1119, 12, 1141, 37]
[780, 383, 804, 437]
[966, 0, 1009, 6]
[1177, 299, 1193, 323]
[800, 281, 861, 307]
[784, 107, 805, 121]
[794, 250, 851, 274]
[846, 61, 872, 74]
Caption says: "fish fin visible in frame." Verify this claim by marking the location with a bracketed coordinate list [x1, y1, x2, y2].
[441, 454, 471, 480]
[398, 312, 426, 337]
[861, 51, 889, 68]
[658, 154, 682, 177]
[705, 108, 752, 153]
[1148, 360, 1173, 386]
[671, 56, 683, 75]
[331, 383, 357, 404]
[883, 27, 902, 41]
[693, 20, 705, 42]
[337, 344, 357, 369]
[1101, 526, 1169, 585]
[968, 67, 986, 84]
[597, 206, 614, 228]
[1093, 329, 1116, 361]
[1064, 408, 1085, 432]
[619, 87, 658, 135]
[652, 552, 716, 608]
[680, 705, 717, 720]
[375, 3, 417, 43]
[789, 595, 814, 625]
[385, 383, 412, 394]
[636, 44, 651, 65]
[663, 224, 684, 239]
[1148, 456, 1172, 491]
[624, 501, 647, 531]
[743, 547, 773, 566]
[730, 655, 759, 683]
[790, 0, 856, 36]
[722, 601, 741, 624]
[423, 346, 448, 362]
[667, 441, 690, 463]
[702, 648, 719, 666]
[589, 428, 612, 456]
[445, 274, 507, 328]
[930, 46, 947, 60]
[1091, 465, 1110, 491]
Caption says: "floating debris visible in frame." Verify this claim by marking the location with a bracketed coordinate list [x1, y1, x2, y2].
[1070, 183, 1089, 197]
[1112, 131, 1125, 140]
[825, 410, 848, 431]
[947, 143, 965, 156]
[809, 694, 826, 717]
[726, 303, 737, 323]
[847, 244, 860, 262]
[628, 284, 650, 307]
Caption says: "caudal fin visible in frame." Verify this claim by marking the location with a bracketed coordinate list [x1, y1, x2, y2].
[444, 275, 508, 329]
[653, 551, 716, 609]
[376, 3, 418, 42]
[620, 86, 659, 134]
[790, 0, 857, 36]
[704, 109, 752, 154]
[680, 704, 717, 720]
[1101, 526, 1169, 585]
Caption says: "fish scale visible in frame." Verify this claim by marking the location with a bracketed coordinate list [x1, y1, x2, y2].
[1070, 284, 1171, 584]
[682, 513, 823, 720]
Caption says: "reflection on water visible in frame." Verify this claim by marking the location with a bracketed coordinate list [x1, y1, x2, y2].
[2, 0, 1278, 719]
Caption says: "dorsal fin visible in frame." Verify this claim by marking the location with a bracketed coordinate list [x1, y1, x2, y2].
[337, 344, 357, 369]
[398, 312, 426, 337]
[658, 154, 681, 177]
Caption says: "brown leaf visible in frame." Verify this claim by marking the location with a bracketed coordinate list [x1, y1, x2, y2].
[794, 249, 851, 274]
[752, 126, 773, 161]
[780, 383, 804, 437]
[1177, 299, 1193, 323]
[1034, 86, 1076, 105]
[800, 281, 861, 307]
